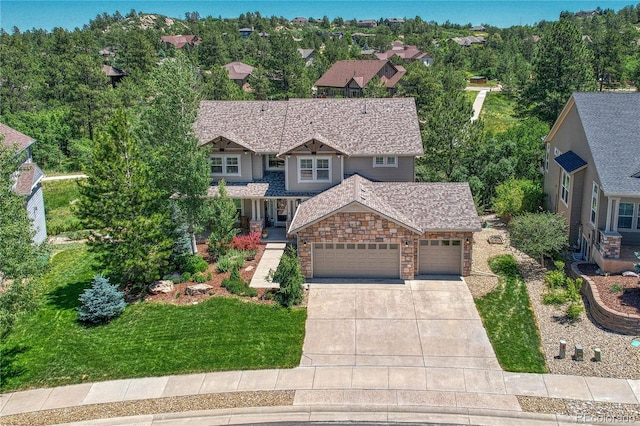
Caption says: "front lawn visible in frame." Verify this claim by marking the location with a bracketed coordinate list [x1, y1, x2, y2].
[475, 254, 547, 373]
[0, 245, 307, 392]
[42, 179, 84, 235]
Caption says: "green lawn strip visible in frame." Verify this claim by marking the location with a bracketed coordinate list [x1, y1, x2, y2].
[42, 179, 83, 235]
[479, 92, 521, 134]
[1, 245, 306, 392]
[475, 254, 547, 373]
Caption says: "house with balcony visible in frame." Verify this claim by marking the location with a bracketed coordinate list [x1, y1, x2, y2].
[0, 123, 47, 244]
[195, 98, 480, 280]
[543, 92, 640, 273]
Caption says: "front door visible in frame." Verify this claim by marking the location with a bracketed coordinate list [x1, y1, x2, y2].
[269, 199, 288, 227]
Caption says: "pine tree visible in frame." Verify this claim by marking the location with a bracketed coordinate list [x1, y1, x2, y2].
[207, 180, 239, 260]
[77, 109, 173, 291]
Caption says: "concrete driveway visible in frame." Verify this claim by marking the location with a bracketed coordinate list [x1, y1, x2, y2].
[301, 278, 500, 370]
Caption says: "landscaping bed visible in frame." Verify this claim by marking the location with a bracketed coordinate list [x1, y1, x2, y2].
[576, 263, 640, 316]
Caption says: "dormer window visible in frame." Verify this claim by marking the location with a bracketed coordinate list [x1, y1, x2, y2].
[373, 156, 397, 167]
[298, 156, 330, 182]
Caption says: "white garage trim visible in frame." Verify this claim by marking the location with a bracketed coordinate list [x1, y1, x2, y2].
[312, 242, 401, 278]
[418, 239, 463, 275]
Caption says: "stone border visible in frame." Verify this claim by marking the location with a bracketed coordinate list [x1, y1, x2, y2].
[571, 262, 640, 335]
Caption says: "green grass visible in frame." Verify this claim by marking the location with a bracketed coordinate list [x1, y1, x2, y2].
[42, 179, 84, 235]
[0, 245, 307, 392]
[475, 254, 547, 373]
[479, 92, 521, 134]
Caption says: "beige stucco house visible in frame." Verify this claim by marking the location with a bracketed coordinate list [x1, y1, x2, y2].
[195, 98, 480, 280]
[543, 92, 640, 273]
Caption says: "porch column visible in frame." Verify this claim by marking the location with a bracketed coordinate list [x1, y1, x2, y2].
[606, 198, 613, 231]
[612, 198, 620, 232]
[251, 200, 257, 221]
[249, 199, 263, 234]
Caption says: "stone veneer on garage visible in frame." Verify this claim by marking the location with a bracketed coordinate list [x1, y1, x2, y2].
[296, 212, 474, 279]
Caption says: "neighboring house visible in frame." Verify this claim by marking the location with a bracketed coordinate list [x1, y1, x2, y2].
[0, 124, 47, 244]
[297, 48, 315, 67]
[375, 41, 434, 66]
[195, 98, 480, 279]
[314, 60, 406, 98]
[239, 27, 254, 38]
[384, 18, 405, 26]
[448, 36, 486, 47]
[223, 61, 254, 88]
[470, 25, 486, 31]
[101, 64, 127, 88]
[543, 92, 640, 273]
[291, 17, 308, 25]
[357, 19, 378, 28]
[160, 35, 201, 49]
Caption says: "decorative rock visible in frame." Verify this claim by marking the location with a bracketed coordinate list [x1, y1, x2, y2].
[621, 271, 639, 277]
[148, 280, 174, 294]
[487, 234, 504, 244]
[186, 284, 213, 296]
[245, 265, 254, 272]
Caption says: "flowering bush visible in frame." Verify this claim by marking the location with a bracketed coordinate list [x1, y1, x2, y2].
[230, 232, 261, 251]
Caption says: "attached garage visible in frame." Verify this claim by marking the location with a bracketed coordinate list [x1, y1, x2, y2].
[418, 239, 463, 275]
[313, 242, 400, 278]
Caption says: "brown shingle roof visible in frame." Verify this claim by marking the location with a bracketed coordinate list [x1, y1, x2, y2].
[289, 175, 481, 233]
[194, 98, 423, 157]
[14, 163, 44, 196]
[102, 64, 127, 77]
[0, 123, 35, 153]
[314, 60, 404, 89]
[160, 35, 201, 49]
[223, 62, 255, 80]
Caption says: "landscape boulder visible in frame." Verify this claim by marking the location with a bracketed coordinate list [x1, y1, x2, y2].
[148, 280, 174, 294]
[186, 283, 213, 296]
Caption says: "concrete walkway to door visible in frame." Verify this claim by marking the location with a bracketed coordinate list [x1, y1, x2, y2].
[300, 278, 500, 370]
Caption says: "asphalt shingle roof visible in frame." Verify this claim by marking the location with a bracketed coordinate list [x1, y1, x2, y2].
[554, 150, 587, 174]
[207, 172, 317, 199]
[0, 123, 35, 153]
[195, 98, 423, 157]
[314, 60, 405, 89]
[289, 175, 481, 234]
[223, 62, 254, 80]
[14, 163, 44, 196]
[571, 92, 640, 196]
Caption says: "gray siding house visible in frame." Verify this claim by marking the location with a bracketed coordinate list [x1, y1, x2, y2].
[543, 92, 640, 273]
[195, 98, 481, 280]
[1, 123, 47, 244]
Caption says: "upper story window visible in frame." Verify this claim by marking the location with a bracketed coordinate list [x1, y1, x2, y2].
[590, 182, 598, 225]
[373, 156, 397, 167]
[545, 144, 550, 172]
[618, 202, 634, 229]
[560, 171, 570, 206]
[211, 154, 240, 176]
[298, 156, 330, 182]
[267, 154, 284, 170]
[554, 147, 562, 157]
[637, 205, 640, 230]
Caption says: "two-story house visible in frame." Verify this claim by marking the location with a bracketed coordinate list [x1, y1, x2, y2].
[314, 60, 406, 98]
[543, 92, 640, 273]
[0, 123, 47, 244]
[195, 98, 480, 280]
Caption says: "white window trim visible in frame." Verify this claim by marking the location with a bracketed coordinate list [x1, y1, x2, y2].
[617, 202, 635, 230]
[554, 147, 562, 157]
[297, 156, 331, 183]
[211, 154, 241, 176]
[373, 155, 398, 168]
[560, 170, 570, 207]
[266, 153, 285, 170]
[590, 182, 598, 226]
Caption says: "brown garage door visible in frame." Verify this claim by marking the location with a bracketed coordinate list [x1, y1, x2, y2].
[313, 242, 400, 278]
[418, 239, 462, 275]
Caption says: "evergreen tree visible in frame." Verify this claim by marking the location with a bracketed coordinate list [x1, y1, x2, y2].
[77, 109, 173, 291]
[520, 19, 595, 125]
[207, 180, 239, 260]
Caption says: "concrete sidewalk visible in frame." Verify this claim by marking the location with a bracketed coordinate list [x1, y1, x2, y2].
[249, 243, 286, 289]
[1, 367, 639, 417]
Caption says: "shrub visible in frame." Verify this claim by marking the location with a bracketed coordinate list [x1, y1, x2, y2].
[566, 302, 584, 320]
[268, 247, 304, 308]
[222, 268, 257, 297]
[175, 253, 208, 274]
[542, 289, 568, 305]
[230, 232, 261, 252]
[544, 270, 566, 289]
[509, 212, 568, 265]
[193, 272, 209, 283]
[566, 277, 583, 302]
[77, 275, 126, 324]
[610, 284, 624, 294]
[180, 272, 192, 283]
[492, 179, 543, 222]
[216, 249, 247, 273]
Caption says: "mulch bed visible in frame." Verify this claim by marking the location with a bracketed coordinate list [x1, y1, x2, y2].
[142, 243, 276, 306]
[577, 263, 640, 315]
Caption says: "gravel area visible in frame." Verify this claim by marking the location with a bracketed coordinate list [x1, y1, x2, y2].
[467, 215, 640, 379]
[518, 396, 640, 419]
[0, 390, 294, 426]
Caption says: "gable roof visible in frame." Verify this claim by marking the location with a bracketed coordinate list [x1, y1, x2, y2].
[0, 123, 35, 153]
[289, 175, 481, 234]
[102, 64, 127, 77]
[565, 92, 640, 196]
[160, 35, 201, 48]
[195, 98, 423, 157]
[14, 163, 44, 196]
[554, 150, 587, 174]
[314, 60, 404, 89]
[223, 62, 254, 80]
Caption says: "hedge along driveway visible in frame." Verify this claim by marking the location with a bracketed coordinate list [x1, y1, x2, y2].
[0, 245, 307, 392]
